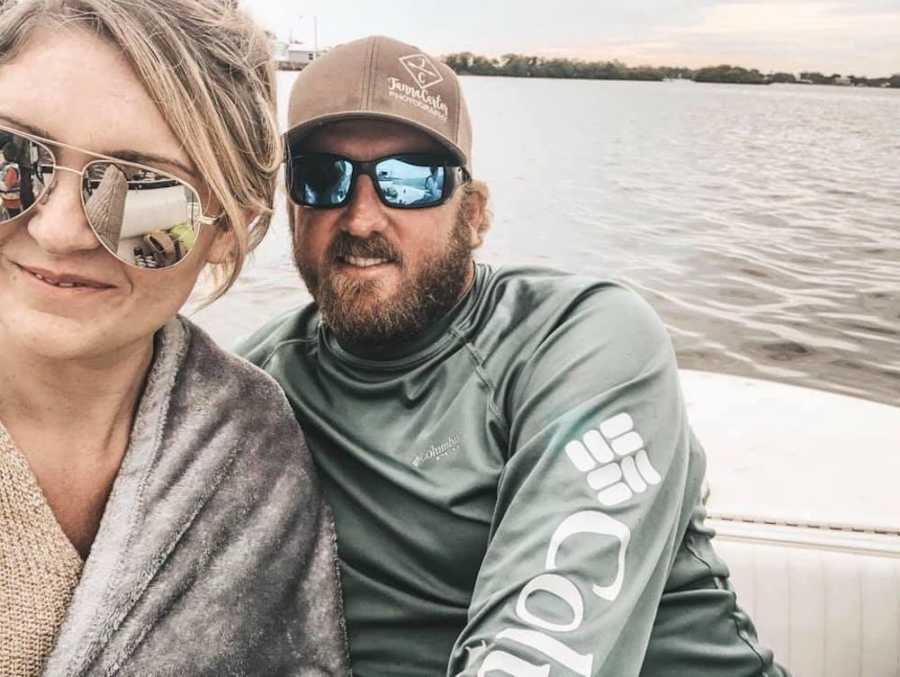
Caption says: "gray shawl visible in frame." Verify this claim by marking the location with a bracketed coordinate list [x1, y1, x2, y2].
[42, 318, 349, 676]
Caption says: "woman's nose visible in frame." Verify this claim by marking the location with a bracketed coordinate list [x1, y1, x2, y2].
[26, 169, 101, 256]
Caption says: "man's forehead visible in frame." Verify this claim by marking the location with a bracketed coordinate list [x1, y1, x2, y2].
[299, 118, 446, 157]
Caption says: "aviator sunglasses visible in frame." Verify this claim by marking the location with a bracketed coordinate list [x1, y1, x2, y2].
[0, 124, 218, 270]
[286, 148, 470, 210]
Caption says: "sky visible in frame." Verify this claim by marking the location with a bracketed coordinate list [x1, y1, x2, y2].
[241, 0, 900, 77]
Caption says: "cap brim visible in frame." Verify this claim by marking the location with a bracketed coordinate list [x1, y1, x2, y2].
[285, 111, 469, 169]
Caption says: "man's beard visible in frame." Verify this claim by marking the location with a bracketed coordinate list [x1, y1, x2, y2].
[294, 210, 473, 352]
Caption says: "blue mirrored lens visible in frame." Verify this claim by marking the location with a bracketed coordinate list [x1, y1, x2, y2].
[375, 158, 445, 207]
[296, 156, 352, 206]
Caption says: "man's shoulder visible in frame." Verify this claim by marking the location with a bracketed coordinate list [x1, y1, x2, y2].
[474, 265, 673, 398]
[480, 264, 663, 339]
[234, 302, 319, 369]
[486, 263, 631, 301]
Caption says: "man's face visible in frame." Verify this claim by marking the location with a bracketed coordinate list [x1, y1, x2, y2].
[290, 119, 477, 351]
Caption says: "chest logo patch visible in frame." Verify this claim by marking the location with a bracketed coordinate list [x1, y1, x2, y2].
[412, 434, 461, 468]
[563, 412, 661, 506]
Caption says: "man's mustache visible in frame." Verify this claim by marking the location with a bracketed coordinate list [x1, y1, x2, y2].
[326, 232, 401, 264]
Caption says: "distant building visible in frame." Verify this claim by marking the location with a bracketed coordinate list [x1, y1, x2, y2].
[271, 41, 325, 70]
[286, 43, 318, 67]
[834, 75, 852, 86]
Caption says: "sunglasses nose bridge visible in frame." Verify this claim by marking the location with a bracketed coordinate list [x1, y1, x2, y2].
[27, 165, 101, 256]
[53, 164, 85, 176]
[37, 163, 84, 205]
[341, 172, 389, 236]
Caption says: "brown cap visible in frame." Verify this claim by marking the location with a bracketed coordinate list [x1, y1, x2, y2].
[286, 36, 473, 170]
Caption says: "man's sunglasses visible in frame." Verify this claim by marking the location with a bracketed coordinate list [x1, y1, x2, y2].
[0, 124, 218, 270]
[286, 150, 469, 210]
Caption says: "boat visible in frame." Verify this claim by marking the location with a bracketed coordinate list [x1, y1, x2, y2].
[681, 370, 900, 676]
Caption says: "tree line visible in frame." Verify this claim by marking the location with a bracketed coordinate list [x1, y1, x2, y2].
[443, 52, 686, 82]
[442, 52, 900, 88]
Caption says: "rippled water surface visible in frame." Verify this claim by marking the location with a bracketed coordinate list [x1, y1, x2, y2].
[190, 74, 900, 407]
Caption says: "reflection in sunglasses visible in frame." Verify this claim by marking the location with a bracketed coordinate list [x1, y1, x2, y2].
[0, 158, 23, 219]
[84, 164, 128, 250]
[99, 175, 201, 269]
[293, 153, 459, 209]
[0, 125, 212, 270]
[0, 135, 39, 220]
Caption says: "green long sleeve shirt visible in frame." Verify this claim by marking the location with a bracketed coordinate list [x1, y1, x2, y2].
[239, 264, 787, 677]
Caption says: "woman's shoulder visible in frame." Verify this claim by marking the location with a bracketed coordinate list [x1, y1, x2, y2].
[176, 316, 295, 404]
[161, 317, 311, 471]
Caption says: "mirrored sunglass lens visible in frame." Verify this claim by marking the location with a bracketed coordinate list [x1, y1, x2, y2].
[82, 161, 202, 269]
[376, 158, 445, 207]
[295, 156, 352, 206]
[0, 130, 52, 224]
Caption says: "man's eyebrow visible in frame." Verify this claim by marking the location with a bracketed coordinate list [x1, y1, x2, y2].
[0, 112, 196, 178]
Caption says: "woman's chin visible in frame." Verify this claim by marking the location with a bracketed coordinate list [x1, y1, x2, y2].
[0, 308, 155, 364]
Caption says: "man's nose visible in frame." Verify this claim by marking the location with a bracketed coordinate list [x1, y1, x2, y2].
[26, 171, 101, 256]
[340, 175, 388, 238]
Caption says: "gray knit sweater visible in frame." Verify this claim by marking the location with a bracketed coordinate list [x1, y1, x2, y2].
[10, 317, 349, 676]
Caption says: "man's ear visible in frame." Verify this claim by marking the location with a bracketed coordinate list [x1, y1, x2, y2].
[461, 187, 486, 249]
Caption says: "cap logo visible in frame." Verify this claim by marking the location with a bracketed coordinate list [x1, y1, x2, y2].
[387, 52, 450, 122]
[399, 54, 444, 90]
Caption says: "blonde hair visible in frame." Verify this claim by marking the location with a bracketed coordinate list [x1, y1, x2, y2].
[0, 0, 280, 300]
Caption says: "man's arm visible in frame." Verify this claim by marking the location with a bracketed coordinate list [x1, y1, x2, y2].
[448, 286, 784, 676]
[640, 500, 789, 677]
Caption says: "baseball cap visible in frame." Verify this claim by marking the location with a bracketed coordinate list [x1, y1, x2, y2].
[286, 36, 473, 171]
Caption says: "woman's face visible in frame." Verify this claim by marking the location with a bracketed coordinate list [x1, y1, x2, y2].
[0, 26, 221, 361]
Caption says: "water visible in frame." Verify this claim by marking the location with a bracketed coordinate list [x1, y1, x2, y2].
[188, 73, 900, 408]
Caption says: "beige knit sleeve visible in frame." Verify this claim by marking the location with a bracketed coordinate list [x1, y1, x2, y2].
[0, 424, 83, 677]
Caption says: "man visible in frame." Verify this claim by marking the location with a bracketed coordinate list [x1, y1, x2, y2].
[0, 134, 37, 218]
[0, 152, 22, 219]
[240, 36, 787, 677]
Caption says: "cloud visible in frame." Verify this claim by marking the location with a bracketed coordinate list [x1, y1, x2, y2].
[674, 1, 899, 35]
[241, 0, 900, 76]
[562, 1, 900, 74]
[648, 2, 900, 73]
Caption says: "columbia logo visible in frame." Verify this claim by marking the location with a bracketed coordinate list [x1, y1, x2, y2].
[564, 413, 661, 507]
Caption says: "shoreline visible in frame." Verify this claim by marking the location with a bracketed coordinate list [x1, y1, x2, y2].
[274, 64, 899, 88]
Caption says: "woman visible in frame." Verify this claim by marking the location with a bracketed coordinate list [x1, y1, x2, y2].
[0, 1, 348, 675]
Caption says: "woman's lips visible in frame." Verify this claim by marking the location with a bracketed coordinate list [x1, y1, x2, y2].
[17, 263, 114, 290]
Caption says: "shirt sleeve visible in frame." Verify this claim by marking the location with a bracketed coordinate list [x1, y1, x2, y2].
[447, 286, 731, 676]
[640, 501, 791, 677]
